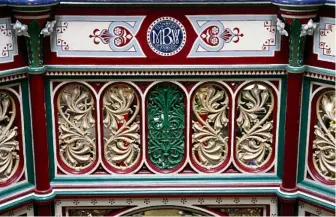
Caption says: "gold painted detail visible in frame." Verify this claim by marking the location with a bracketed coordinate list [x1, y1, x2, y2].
[236, 84, 274, 169]
[0, 92, 19, 182]
[69, 209, 113, 216]
[313, 91, 336, 181]
[103, 84, 140, 170]
[192, 85, 229, 169]
[57, 84, 96, 171]
[221, 207, 263, 216]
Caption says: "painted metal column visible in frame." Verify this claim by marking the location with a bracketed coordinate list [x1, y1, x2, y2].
[13, 7, 54, 216]
[273, 3, 320, 215]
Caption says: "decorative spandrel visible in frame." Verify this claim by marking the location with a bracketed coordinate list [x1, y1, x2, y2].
[147, 83, 185, 170]
[312, 91, 335, 182]
[235, 84, 274, 171]
[191, 84, 229, 171]
[57, 84, 97, 173]
[0, 92, 19, 183]
[102, 84, 141, 172]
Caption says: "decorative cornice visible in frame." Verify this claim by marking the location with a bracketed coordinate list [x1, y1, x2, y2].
[305, 71, 336, 82]
[45, 70, 287, 76]
[0, 73, 27, 83]
[0, 0, 333, 7]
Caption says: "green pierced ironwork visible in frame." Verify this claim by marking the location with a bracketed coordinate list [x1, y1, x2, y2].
[288, 19, 306, 67]
[147, 84, 185, 170]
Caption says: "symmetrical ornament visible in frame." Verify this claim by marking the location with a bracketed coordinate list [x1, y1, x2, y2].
[52, 80, 279, 175]
[55, 196, 277, 217]
[0, 17, 18, 63]
[51, 16, 146, 57]
[314, 17, 335, 62]
[236, 84, 274, 171]
[57, 84, 97, 172]
[147, 84, 185, 170]
[26, 20, 43, 67]
[187, 15, 280, 57]
[147, 17, 187, 56]
[312, 91, 335, 182]
[0, 92, 20, 183]
[288, 19, 307, 67]
[191, 84, 229, 171]
[102, 84, 141, 171]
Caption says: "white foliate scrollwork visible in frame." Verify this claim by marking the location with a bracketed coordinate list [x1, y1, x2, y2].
[57, 85, 96, 171]
[312, 91, 335, 181]
[276, 18, 288, 37]
[236, 84, 274, 170]
[103, 85, 140, 171]
[0, 93, 20, 182]
[192, 85, 229, 169]
[301, 19, 318, 37]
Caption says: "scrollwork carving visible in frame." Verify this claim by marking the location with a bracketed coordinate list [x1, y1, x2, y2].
[192, 85, 229, 170]
[0, 92, 19, 182]
[313, 91, 335, 181]
[103, 84, 141, 171]
[57, 84, 96, 172]
[147, 84, 185, 170]
[236, 84, 274, 170]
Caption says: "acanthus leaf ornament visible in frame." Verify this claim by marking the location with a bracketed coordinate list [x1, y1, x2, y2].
[301, 19, 318, 37]
[40, 20, 56, 37]
[236, 84, 274, 170]
[0, 92, 20, 183]
[103, 85, 141, 171]
[276, 18, 288, 37]
[57, 84, 97, 172]
[312, 91, 335, 181]
[11, 20, 29, 37]
[147, 84, 185, 170]
[192, 85, 229, 170]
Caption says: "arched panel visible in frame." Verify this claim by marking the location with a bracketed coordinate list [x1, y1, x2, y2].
[100, 83, 142, 174]
[145, 82, 186, 173]
[234, 82, 276, 173]
[190, 82, 231, 173]
[55, 83, 98, 174]
[0, 90, 24, 187]
[308, 89, 335, 185]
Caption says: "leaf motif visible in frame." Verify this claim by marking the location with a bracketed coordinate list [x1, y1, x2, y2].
[236, 84, 274, 169]
[57, 85, 96, 171]
[312, 91, 336, 181]
[104, 85, 141, 170]
[0, 93, 19, 182]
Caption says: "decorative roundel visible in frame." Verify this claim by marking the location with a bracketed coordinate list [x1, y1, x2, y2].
[147, 17, 187, 56]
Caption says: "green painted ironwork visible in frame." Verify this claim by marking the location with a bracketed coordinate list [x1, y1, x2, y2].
[25, 20, 43, 68]
[288, 19, 306, 67]
[147, 83, 185, 170]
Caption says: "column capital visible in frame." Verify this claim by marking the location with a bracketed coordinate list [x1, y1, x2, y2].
[11, 7, 55, 69]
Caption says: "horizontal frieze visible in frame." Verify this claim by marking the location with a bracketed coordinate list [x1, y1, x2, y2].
[49, 79, 282, 176]
[50, 14, 282, 61]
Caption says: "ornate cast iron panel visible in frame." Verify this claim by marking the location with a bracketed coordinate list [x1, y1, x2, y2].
[147, 83, 185, 171]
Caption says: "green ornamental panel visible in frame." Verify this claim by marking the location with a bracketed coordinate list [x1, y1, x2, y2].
[147, 83, 185, 170]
